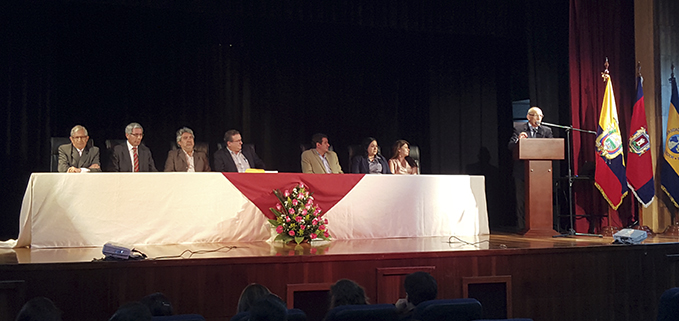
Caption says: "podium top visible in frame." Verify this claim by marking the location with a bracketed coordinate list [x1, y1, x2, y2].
[514, 138, 565, 160]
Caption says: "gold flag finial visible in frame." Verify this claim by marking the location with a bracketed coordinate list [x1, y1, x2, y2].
[602, 57, 610, 81]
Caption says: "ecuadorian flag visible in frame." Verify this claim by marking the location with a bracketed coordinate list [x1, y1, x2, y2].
[595, 75, 628, 209]
[661, 75, 679, 207]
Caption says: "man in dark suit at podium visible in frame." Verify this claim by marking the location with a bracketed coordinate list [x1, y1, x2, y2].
[110, 122, 158, 172]
[508, 107, 553, 232]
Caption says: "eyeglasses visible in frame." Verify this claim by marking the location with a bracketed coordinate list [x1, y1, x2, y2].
[128, 133, 144, 137]
[528, 113, 543, 117]
[71, 136, 88, 140]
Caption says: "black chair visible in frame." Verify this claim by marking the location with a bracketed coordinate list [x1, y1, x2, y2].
[473, 319, 533, 321]
[413, 299, 483, 321]
[657, 287, 679, 321]
[325, 304, 397, 321]
[409, 144, 421, 174]
[50, 137, 94, 172]
[230, 309, 306, 321]
[170, 141, 210, 158]
[152, 314, 206, 321]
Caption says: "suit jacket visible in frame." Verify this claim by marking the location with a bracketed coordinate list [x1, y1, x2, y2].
[213, 145, 265, 172]
[301, 149, 343, 174]
[508, 122, 554, 178]
[58, 144, 101, 172]
[110, 143, 158, 172]
[164, 148, 211, 172]
[351, 154, 392, 174]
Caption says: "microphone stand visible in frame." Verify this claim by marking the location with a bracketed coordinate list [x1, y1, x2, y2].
[540, 121, 602, 238]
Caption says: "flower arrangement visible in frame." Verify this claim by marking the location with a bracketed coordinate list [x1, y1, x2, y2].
[269, 183, 331, 244]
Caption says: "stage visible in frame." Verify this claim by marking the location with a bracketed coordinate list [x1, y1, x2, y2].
[2, 233, 678, 321]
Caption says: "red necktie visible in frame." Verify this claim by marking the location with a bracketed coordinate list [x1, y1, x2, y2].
[133, 147, 140, 172]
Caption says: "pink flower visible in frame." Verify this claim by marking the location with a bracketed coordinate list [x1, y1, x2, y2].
[312, 220, 318, 226]
[300, 225, 305, 230]
[301, 209, 307, 215]
[295, 216, 303, 223]
[305, 192, 309, 197]
[285, 216, 291, 222]
[275, 203, 282, 210]
[299, 182, 305, 188]
[319, 225, 326, 231]
[314, 208, 321, 215]
[324, 218, 328, 224]
[288, 230, 295, 236]
[276, 226, 284, 234]
[306, 199, 313, 205]
[284, 190, 290, 197]
[310, 248, 317, 254]
[310, 233, 317, 239]
[305, 205, 311, 210]
[288, 208, 295, 214]
[292, 199, 298, 206]
[324, 231, 330, 238]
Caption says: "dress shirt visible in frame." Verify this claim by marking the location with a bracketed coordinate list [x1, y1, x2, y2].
[126, 141, 137, 171]
[229, 149, 251, 173]
[368, 156, 384, 174]
[184, 149, 195, 172]
[315, 150, 332, 173]
[75, 147, 90, 173]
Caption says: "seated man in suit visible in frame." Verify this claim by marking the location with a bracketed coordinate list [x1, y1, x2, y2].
[213, 129, 265, 172]
[110, 122, 158, 172]
[395, 271, 438, 320]
[301, 133, 343, 174]
[164, 127, 211, 172]
[508, 106, 553, 232]
[58, 124, 101, 173]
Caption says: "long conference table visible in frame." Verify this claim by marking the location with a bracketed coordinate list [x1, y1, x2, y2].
[2, 173, 489, 249]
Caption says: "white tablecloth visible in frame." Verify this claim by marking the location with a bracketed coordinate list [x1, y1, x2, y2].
[1, 173, 488, 248]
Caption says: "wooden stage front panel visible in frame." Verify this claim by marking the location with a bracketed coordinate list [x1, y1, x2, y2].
[1, 234, 678, 321]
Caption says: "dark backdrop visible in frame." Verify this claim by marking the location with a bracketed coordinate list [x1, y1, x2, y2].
[0, 0, 570, 239]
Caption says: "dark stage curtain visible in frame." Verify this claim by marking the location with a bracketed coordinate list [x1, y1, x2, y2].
[1, 0, 564, 238]
[569, 0, 636, 233]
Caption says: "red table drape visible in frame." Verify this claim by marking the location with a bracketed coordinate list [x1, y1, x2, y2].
[222, 173, 365, 220]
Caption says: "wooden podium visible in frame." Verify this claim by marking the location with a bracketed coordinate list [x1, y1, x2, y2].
[514, 138, 564, 237]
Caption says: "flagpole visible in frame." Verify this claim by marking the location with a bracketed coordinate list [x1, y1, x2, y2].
[600, 59, 616, 236]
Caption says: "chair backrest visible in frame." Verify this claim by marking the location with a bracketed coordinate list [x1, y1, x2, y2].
[409, 144, 421, 174]
[229, 312, 249, 321]
[230, 309, 306, 321]
[413, 299, 483, 321]
[657, 287, 679, 321]
[325, 304, 397, 321]
[151, 314, 206, 321]
[50, 137, 94, 172]
[171, 141, 210, 158]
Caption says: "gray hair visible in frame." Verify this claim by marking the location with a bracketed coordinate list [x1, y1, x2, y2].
[125, 122, 143, 135]
[70, 125, 88, 137]
[176, 127, 194, 143]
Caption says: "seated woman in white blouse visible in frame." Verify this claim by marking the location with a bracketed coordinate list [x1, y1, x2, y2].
[389, 140, 418, 175]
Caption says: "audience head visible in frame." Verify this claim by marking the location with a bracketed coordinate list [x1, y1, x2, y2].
[237, 283, 272, 313]
[248, 294, 287, 321]
[69, 125, 90, 150]
[125, 122, 144, 147]
[109, 302, 152, 321]
[139, 292, 173, 317]
[404, 271, 437, 305]
[224, 129, 243, 153]
[311, 133, 330, 155]
[329, 279, 368, 309]
[15, 297, 62, 321]
[175, 127, 195, 153]
[526, 106, 544, 127]
[391, 140, 410, 159]
[361, 137, 379, 157]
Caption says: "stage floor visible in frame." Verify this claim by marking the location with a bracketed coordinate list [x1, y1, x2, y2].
[2, 232, 679, 321]
[3, 232, 678, 265]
